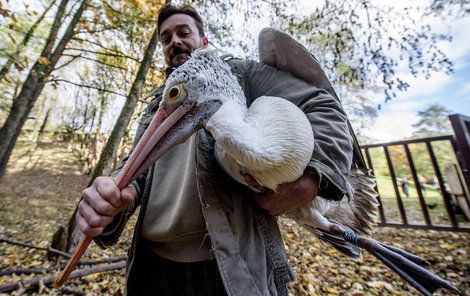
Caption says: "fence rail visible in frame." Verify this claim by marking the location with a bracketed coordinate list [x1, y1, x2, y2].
[362, 134, 470, 232]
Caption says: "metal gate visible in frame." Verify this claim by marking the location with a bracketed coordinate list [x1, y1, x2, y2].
[360, 114, 470, 232]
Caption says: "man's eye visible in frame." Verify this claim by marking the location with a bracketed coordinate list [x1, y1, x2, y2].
[160, 35, 170, 44]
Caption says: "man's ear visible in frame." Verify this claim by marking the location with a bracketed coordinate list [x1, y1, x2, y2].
[203, 36, 209, 48]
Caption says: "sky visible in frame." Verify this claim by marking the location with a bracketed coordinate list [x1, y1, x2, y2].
[349, 3, 470, 143]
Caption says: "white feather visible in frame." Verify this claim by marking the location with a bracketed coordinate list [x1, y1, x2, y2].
[206, 96, 314, 190]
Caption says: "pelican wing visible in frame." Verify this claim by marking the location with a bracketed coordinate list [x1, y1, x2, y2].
[258, 28, 339, 100]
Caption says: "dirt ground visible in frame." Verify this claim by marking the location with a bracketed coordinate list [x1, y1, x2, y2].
[0, 140, 468, 295]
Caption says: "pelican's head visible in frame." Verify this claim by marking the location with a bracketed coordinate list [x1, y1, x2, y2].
[162, 49, 245, 108]
[117, 50, 245, 186]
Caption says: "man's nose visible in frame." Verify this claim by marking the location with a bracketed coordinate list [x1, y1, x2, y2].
[170, 34, 182, 46]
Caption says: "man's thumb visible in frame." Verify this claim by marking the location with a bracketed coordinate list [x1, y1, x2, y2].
[120, 185, 137, 210]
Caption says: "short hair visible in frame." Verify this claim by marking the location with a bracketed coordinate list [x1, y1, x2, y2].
[157, 4, 205, 37]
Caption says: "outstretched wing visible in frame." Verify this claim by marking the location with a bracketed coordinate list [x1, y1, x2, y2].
[258, 27, 340, 100]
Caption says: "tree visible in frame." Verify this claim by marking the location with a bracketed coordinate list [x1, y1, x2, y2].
[274, 1, 453, 102]
[0, 0, 88, 181]
[0, 0, 57, 82]
[427, 0, 470, 17]
[412, 104, 453, 138]
[52, 0, 168, 253]
[0, 3, 53, 120]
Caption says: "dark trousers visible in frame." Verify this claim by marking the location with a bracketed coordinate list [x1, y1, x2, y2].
[130, 243, 227, 296]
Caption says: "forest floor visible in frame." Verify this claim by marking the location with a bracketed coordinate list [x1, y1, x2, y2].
[0, 139, 468, 295]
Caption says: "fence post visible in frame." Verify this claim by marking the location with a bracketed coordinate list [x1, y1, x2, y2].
[449, 114, 470, 192]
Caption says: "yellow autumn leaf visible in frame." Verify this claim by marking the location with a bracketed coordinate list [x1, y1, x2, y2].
[38, 57, 51, 66]
[0, 278, 10, 285]
[367, 280, 394, 291]
[326, 248, 337, 254]
[440, 242, 458, 250]
[325, 286, 339, 294]
[307, 283, 316, 294]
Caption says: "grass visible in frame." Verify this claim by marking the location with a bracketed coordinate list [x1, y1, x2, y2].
[374, 174, 469, 227]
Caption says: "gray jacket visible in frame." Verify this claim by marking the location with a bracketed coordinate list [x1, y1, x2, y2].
[95, 58, 353, 295]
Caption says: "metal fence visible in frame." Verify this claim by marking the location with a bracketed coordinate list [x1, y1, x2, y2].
[361, 115, 470, 232]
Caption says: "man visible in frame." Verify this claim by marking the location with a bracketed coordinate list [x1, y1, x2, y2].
[77, 4, 353, 295]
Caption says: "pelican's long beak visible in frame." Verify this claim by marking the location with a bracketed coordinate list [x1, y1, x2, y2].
[54, 98, 221, 288]
[116, 99, 194, 188]
[117, 98, 221, 188]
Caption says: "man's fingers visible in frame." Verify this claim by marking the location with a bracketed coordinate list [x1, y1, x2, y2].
[78, 201, 114, 228]
[253, 192, 278, 215]
[82, 189, 118, 216]
[94, 177, 121, 208]
[77, 177, 136, 238]
[76, 211, 105, 237]
[119, 185, 137, 211]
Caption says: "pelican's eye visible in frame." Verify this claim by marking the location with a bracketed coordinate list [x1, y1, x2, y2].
[166, 83, 186, 102]
[169, 86, 180, 99]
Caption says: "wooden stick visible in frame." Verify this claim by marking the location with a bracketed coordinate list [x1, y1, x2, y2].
[0, 267, 56, 277]
[78, 255, 127, 266]
[0, 261, 125, 293]
[53, 236, 93, 287]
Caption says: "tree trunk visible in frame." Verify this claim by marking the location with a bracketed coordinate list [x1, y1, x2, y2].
[63, 21, 161, 252]
[0, 0, 87, 181]
[36, 106, 52, 142]
[0, 0, 57, 81]
[89, 27, 160, 181]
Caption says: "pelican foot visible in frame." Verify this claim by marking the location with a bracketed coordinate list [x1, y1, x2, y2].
[330, 224, 458, 296]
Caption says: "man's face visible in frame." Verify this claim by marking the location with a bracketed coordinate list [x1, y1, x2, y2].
[159, 13, 208, 68]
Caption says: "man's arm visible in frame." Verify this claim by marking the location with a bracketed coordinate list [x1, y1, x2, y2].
[91, 92, 163, 248]
[231, 59, 353, 213]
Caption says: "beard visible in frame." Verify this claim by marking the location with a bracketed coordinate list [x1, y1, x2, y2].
[167, 45, 192, 67]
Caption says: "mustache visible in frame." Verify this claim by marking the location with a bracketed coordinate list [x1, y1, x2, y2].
[169, 45, 191, 60]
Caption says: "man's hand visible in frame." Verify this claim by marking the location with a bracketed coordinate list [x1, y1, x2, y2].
[76, 177, 137, 236]
[245, 171, 319, 216]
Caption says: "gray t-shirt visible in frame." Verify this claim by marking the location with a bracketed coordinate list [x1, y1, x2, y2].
[142, 134, 212, 262]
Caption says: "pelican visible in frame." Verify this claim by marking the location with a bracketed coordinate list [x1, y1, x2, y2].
[56, 29, 457, 296]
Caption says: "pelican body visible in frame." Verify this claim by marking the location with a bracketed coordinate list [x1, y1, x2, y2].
[57, 29, 457, 296]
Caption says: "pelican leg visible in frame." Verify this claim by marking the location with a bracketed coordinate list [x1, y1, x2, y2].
[329, 224, 458, 296]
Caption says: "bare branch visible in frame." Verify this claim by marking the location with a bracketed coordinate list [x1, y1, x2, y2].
[0, 268, 56, 277]
[0, 261, 126, 293]
[53, 54, 81, 70]
[61, 53, 128, 70]
[0, 238, 71, 259]
[60, 287, 86, 296]
[71, 37, 131, 56]
[73, 26, 120, 35]
[65, 47, 140, 62]
[77, 256, 127, 266]
[50, 78, 127, 97]
[259, 0, 295, 5]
